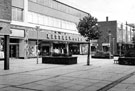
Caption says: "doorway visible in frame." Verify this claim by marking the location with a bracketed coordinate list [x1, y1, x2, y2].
[10, 44, 19, 58]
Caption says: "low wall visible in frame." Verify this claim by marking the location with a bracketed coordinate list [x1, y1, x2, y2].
[118, 57, 135, 65]
[42, 56, 77, 65]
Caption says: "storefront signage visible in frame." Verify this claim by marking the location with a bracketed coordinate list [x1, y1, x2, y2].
[10, 29, 24, 37]
[0, 22, 10, 35]
[102, 43, 110, 46]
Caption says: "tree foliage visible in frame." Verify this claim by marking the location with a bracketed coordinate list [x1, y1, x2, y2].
[77, 15, 101, 41]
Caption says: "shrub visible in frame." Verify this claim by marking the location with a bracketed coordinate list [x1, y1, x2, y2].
[92, 50, 113, 58]
[124, 49, 135, 57]
[52, 52, 72, 57]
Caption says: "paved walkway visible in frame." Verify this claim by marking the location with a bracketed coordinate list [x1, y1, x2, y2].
[0, 55, 135, 91]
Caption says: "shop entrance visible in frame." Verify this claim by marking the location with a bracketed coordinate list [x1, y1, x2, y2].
[53, 43, 66, 54]
[42, 46, 50, 56]
[10, 44, 19, 58]
[102, 46, 109, 52]
[69, 44, 80, 54]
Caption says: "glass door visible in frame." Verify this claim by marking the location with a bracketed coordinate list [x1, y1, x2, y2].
[10, 44, 19, 58]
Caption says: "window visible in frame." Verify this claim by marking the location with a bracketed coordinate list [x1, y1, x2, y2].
[48, 17, 54, 26]
[44, 0, 49, 6]
[38, 14, 44, 25]
[61, 20, 66, 29]
[28, 11, 77, 31]
[37, 0, 44, 5]
[12, 7, 23, 22]
[51, 1, 58, 9]
[28, 12, 33, 23]
[43, 16, 49, 25]
[29, 0, 37, 2]
[33, 13, 38, 23]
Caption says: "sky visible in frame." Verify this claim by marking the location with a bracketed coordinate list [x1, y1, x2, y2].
[58, 0, 135, 24]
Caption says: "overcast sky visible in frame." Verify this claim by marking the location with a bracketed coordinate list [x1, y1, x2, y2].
[59, 0, 135, 24]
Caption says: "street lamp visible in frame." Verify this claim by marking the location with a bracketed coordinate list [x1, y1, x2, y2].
[108, 31, 111, 59]
[113, 38, 115, 55]
[36, 26, 40, 64]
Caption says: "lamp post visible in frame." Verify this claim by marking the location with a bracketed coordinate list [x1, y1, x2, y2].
[36, 26, 40, 64]
[108, 31, 111, 59]
[113, 38, 115, 55]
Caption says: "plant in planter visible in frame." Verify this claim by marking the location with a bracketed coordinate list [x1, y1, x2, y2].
[92, 50, 113, 58]
[124, 49, 135, 57]
[118, 49, 135, 65]
[52, 48, 72, 57]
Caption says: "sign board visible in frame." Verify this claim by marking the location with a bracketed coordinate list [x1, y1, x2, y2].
[0, 22, 10, 35]
[10, 29, 24, 37]
[119, 43, 122, 46]
[102, 43, 110, 46]
[0, 51, 4, 58]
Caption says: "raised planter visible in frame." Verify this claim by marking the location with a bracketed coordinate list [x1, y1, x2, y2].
[42, 56, 77, 65]
[118, 49, 135, 65]
[118, 57, 135, 65]
[92, 56, 113, 59]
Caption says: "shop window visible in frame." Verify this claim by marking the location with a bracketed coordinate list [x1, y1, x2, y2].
[58, 36, 60, 40]
[69, 37, 71, 40]
[62, 36, 64, 40]
[102, 46, 109, 52]
[91, 46, 96, 52]
[51, 34, 53, 39]
[72, 38, 74, 41]
[65, 36, 67, 40]
[80, 38, 82, 41]
[54, 35, 57, 39]
[47, 34, 50, 39]
[78, 38, 79, 41]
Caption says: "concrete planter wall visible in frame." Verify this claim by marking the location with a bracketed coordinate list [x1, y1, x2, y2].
[42, 56, 77, 65]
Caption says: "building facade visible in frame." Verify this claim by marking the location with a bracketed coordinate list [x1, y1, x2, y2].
[0, 0, 11, 59]
[0, 0, 90, 58]
[97, 17, 134, 56]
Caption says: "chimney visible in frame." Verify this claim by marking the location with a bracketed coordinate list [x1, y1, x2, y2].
[106, 16, 108, 22]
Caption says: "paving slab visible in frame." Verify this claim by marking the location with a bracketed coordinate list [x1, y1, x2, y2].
[0, 55, 135, 91]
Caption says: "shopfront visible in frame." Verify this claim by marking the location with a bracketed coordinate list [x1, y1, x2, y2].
[102, 43, 110, 52]
[10, 43, 19, 58]
[0, 38, 4, 59]
[69, 43, 80, 54]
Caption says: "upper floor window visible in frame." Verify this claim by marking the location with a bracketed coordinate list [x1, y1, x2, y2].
[12, 7, 23, 22]
[29, 0, 87, 18]
[28, 11, 77, 31]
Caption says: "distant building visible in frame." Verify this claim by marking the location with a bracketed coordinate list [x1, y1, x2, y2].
[97, 17, 134, 55]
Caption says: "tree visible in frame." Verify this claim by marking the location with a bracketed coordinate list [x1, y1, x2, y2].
[77, 14, 101, 65]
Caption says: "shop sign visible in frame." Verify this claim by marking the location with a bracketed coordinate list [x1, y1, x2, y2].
[0, 22, 10, 35]
[10, 29, 24, 37]
[0, 51, 4, 58]
[102, 43, 110, 46]
[119, 43, 122, 46]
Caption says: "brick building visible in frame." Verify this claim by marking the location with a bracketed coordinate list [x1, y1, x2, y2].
[0, 0, 11, 59]
[97, 17, 134, 56]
